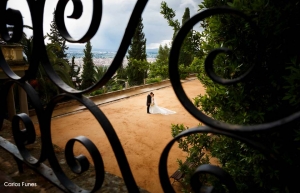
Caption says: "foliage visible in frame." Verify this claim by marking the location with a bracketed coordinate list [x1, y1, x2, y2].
[116, 64, 128, 81]
[46, 11, 69, 62]
[171, 124, 211, 193]
[45, 43, 72, 86]
[282, 57, 300, 109]
[109, 84, 123, 92]
[127, 17, 147, 61]
[149, 43, 191, 80]
[19, 31, 72, 104]
[89, 80, 123, 96]
[69, 56, 81, 89]
[37, 43, 73, 104]
[90, 89, 105, 96]
[190, 30, 205, 59]
[126, 59, 149, 86]
[20, 20, 72, 104]
[189, 57, 203, 74]
[89, 65, 124, 96]
[172, 0, 300, 192]
[93, 65, 108, 82]
[160, 1, 180, 39]
[80, 41, 95, 89]
[178, 64, 190, 79]
[160, 2, 199, 67]
[45, 11, 70, 96]
[126, 17, 148, 85]
[149, 44, 170, 79]
[178, 7, 194, 67]
[19, 26, 33, 63]
[145, 77, 162, 84]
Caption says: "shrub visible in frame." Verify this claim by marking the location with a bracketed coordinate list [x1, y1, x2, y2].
[90, 89, 105, 96]
[172, 0, 300, 192]
[171, 124, 212, 193]
[178, 64, 190, 79]
[146, 77, 162, 84]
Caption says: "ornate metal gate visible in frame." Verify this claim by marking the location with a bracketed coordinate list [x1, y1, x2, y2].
[1, 0, 299, 192]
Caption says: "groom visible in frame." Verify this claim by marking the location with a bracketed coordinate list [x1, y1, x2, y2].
[146, 92, 153, 114]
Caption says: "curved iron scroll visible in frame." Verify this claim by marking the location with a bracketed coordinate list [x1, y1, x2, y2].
[0, 1, 297, 193]
[165, 6, 298, 193]
[0, 0, 148, 192]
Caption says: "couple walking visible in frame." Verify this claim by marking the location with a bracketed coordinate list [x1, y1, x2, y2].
[146, 92, 176, 115]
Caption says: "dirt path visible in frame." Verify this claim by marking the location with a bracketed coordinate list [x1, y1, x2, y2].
[35, 79, 206, 193]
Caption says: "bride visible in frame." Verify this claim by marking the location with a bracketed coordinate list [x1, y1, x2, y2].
[149, 94, 176, 115]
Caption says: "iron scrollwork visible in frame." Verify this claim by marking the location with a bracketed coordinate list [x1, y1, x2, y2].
[163, 6, 299, 193]
[1, 0, 148, 192]
[0, 0, 297, 193]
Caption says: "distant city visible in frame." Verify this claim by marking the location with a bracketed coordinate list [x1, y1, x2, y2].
[66, 47, 158, 67]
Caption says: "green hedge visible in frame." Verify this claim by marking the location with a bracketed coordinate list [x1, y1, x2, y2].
[146, 77, 162, 84]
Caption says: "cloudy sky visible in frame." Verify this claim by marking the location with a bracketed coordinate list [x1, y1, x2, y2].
[7, 0, 202, 50]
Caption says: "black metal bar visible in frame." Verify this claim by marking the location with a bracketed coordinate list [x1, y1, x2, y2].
[0, 1, 298, 193]
[0, 136, 68, 192]
[13, 156, 24, 174]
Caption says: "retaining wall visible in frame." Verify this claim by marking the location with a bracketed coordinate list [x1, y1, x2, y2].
[28, 79, 172, 116]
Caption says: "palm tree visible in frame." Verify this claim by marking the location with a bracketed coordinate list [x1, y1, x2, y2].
[93, 65, 108, 82]
[93, 65, 124, 93]
[20, 34, 73, 103]
[45, 43, 73, 86]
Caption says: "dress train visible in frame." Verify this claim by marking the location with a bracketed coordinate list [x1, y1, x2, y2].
[149, 98, 176, 115]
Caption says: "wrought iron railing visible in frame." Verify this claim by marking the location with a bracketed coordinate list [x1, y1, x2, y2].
[1, 0, 299, 192]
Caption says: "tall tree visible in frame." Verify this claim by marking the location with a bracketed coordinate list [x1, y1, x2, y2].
[160, 1, 180, 39]
[179, 7, 193, 67]
[69, 56, 81, 89]
[182, 7, 190, 25]
[116, 64, 128, 80]
[127, 18, 147, 60]
[160, 3, 195, 66]
[149, 44, 170, 79]
[126, 17, 148, 85]
[80, 41, 95, 89]
[47, 11, 69, 61]
[17, 30, 72, 104]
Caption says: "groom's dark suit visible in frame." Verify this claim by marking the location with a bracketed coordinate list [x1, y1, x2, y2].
[146, 94, 152, 113]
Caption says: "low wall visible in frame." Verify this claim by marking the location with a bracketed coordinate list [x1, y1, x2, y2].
[29, 74, 197, 117]
[91, 79, 171, 100]
[28, 79, 171, 116]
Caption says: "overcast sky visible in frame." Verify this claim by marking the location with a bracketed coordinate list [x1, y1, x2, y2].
[7, 0, 202, 50]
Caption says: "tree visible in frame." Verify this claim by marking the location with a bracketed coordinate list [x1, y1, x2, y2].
[39, 43, 73, 103]
[69, 56, 81, 89]
[126, 17, 148, 85]
[116, 64, 128, 80]
[80, 41, 95, 89]
[89, 65, 124, 96]
[21, 35, 33, 63]
[126, 59, 149, 86]
[17, 30, 72, 104]
[160, 3, 195, 67]
[47, 10, 69, 62]
[160, 1, 180, 39]
[172, 0, 300, 192]
[179, 8, 193, 67]
[149, 44, 170, 79]
[93, 65, 108, 82]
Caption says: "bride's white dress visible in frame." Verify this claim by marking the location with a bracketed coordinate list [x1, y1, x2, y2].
[149, 97, 176, 115]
